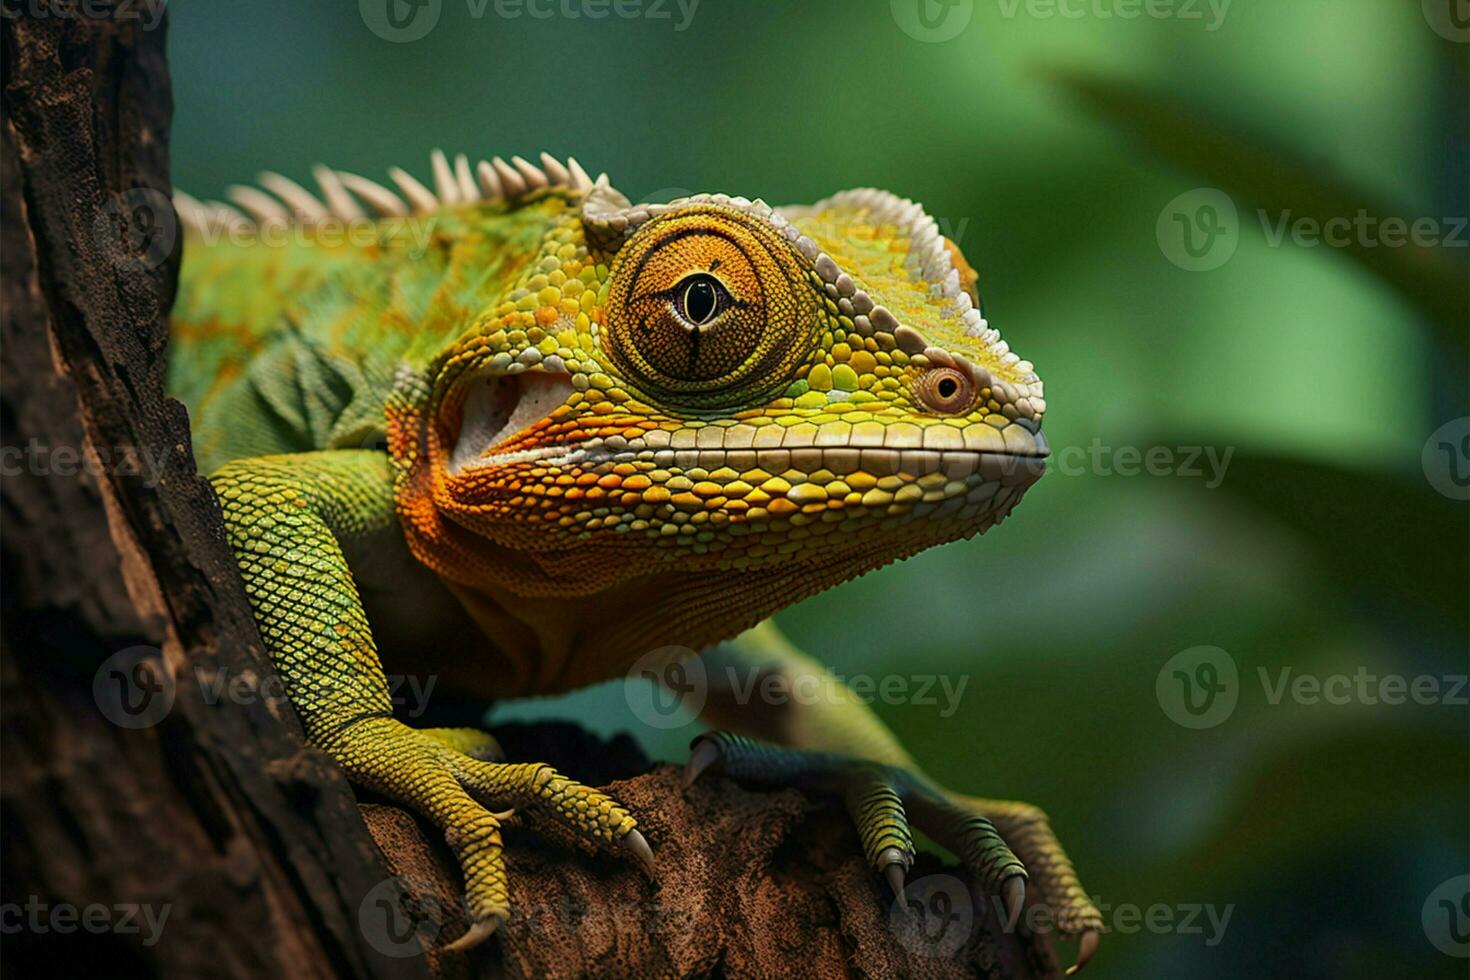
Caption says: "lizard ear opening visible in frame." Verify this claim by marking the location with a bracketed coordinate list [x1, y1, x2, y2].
[447, 371, 572, 474]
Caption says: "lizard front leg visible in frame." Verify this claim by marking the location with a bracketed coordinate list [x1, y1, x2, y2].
[211, 450, 650, 950]
[679, 620, 1102, 973]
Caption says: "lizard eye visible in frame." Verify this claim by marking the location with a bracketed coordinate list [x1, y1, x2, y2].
[915, 366, 976, 415]
[600, 207, 818, 409]
[675, 275, 725, 327]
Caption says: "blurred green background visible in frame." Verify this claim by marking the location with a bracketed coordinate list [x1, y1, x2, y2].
[168, 2, 1468, 976]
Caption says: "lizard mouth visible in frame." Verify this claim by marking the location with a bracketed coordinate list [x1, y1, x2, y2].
[448, 371, 575, 475]
[571, 416, 1049, 484]
[574, 443, 1047, 485]
[453, 444, 1045, 498]
[448, 370, 1046, 486]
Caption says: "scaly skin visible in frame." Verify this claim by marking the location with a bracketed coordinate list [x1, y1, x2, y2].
[169, 151, 1101, 969]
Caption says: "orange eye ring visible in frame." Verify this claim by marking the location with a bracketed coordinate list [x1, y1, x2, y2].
[915, 366, 976, 415]
[601, 206, 818, 409]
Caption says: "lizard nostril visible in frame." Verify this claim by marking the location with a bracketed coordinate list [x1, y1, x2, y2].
[915, 366, 975, 415]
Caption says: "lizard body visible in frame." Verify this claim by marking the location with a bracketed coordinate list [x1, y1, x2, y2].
[170, 150, 1099, 967]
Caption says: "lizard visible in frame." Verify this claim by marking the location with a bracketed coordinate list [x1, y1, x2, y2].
[168, 149, 1103, 972]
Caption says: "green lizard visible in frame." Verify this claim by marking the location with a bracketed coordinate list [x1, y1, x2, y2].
[169, 150, 1102, 971]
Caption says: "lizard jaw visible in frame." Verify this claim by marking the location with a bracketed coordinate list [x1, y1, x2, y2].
[572, 444, 1046, 485]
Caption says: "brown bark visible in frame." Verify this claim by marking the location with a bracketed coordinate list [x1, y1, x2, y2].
[358, 722, 1056, 979]
[0, 6, 429, 979]
[0, 6, 1049, 978]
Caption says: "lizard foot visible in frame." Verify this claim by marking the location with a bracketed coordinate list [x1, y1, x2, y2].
[423, 726, 506, 761]
[326, 717, 651, 952]
[684, 731, 1101, 973]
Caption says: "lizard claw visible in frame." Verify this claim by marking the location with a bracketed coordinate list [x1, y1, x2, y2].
[1002, 874, 1026, 932]
[681, 738, 721, 789]
[442, 915, 503, 954]
[880, 851, 907, 905]
[622, 827, 657, 879]
[1065, 929, 1101, 975]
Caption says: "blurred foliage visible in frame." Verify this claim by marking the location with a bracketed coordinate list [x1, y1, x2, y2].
[169, 2, 1467, 977]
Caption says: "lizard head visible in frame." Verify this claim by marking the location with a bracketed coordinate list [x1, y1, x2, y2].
[395, 177, 1046, 662]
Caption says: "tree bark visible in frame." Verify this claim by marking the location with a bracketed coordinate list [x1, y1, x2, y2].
[1, 6, 431, 979]
[0, 6, 1051, 977]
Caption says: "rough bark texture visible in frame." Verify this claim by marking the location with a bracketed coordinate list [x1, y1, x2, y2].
[0, 6, 1048, 978]
[1, 6, 431, 979]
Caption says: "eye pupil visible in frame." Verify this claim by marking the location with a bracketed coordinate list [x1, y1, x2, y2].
[680, 278, 719, 325]
[917, 367, 975, 414]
